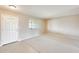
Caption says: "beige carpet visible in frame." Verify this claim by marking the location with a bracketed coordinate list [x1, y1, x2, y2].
[0, 33, 79, 53]
[0, 41, 37, 53]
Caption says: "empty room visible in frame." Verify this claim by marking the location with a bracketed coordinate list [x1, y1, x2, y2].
[0, 5, 79, 53]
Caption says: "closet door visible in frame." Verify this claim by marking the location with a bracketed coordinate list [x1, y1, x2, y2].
[1, 14, 18, 45]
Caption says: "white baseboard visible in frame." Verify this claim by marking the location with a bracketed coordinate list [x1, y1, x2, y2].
[18, 34, 40, 41]
[0, 44, 4, 47]
[17, 39, 25, 41]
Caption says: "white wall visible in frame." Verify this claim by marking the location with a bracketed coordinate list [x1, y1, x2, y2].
[48, 15, 79, 36]
[0, 8, 45, 44]
[19, 16, 45, 41]
[19, 15, 29, 40]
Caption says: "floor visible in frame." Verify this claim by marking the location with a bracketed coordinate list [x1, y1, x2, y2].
[0, 32, 79, 53]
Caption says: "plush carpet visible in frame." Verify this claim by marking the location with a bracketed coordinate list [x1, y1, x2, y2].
[0, 33, 79, 53]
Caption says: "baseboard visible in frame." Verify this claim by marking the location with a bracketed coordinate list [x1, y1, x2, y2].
[0, 41, 17, 47]
[0, 44, 4, 47]
[18, 34, 40, 42]
[17, 39, 25, 41]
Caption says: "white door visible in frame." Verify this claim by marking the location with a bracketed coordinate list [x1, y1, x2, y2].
[1, 14, 18, 45]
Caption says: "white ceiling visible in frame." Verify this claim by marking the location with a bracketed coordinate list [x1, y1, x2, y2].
[0, 5, 79, 19]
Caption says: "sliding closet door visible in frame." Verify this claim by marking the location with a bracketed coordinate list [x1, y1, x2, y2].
[1, 14, 18, 45]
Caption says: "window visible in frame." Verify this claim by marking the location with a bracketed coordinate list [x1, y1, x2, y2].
[29, 19, 38, 29]
[29, 20, 32, 29]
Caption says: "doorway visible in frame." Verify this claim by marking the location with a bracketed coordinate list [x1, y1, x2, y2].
[1, 14, 18, 45]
